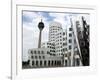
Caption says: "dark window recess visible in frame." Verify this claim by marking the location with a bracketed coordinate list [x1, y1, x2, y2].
[69, 28, 72, 31]
[36, 61, 38, 66]
[63, 32, 65, 35]
[34, 50, 36, 54]
[48, 60, 50, 66]
[69, 39, 72, 43]
[69, 33, 72, 37]
[44, 61, 46, 66]
[40, 61, 42, 66]
[43, 56, 45, 59]
[35, 56, 37, 59]
[65, 48, 67, 51]
[41, 51, 44, 54]
[31, 50, 33, 54]
[31, 56, 34, 59]
[38, 51, 40, 54]
[69, 45, 72, 49]
[76, 59, 80, 66]
[32, 61, 34, 65]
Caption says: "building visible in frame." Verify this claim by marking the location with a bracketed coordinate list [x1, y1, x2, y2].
[42, 21, 82, 67]
[28, 21, 63, 68]
[49, 21, 62, 43]
[41, 41, 55, 55]
[27, 19, 84, 68]
[64, 19, 82, 66]
[76, 17, 90, 66]
[28, 48, 63, 67]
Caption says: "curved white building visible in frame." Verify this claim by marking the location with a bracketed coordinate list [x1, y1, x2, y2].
[49, 21, 62, 43]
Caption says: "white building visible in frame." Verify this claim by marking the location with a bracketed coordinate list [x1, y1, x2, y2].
[28, 48, 63, 67]
[41, 41, 55, 55]
[49, 21, 62, 43]
[65, 19, 82, 66]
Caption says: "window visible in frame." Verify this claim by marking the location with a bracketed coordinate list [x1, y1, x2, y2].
[39, 56, 41, 59]
[43, 56, 45, 59]
[63, 32, 65, 35]
[52, 60, 53, 66]
[69, 45, 72, 49]
[47, 51, 50, 54]
[63, 43, 67, 46]
[65, 48, 67, 51]
[38, 51, 40, 54]
[48, 60, 50, 66]
[32, 61, 34, 66]
[69, 39, 72, 43]
[69, 28, 72, 31]
[30, 50, 33, 54]
[41, 51, 44, 54]
[44, 61, 46, 66]
[69, 33, 72, 37]
[35, 56, 37, 59]
[34, 50, 36, 54]
[31, 56, 34, 59]
[55, 61, 57, 65]
[76, 59, 80, 66]
[65, 60, 67, 66]
[63, 38, 65, 41]
[40, 61, 42, 66]
[36, 61, 38, 66]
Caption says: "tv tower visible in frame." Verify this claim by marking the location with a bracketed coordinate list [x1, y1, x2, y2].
[38, 19, 45, 48]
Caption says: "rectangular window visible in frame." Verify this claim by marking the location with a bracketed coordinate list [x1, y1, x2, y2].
[32, 61, 34, 65]
[69, 33, 72, 37]
[31, 50, 33, 54]
[35, 56, 37, 59]
[39, 56, 41, 59]
[69, 45, 72, 49]
[69, 39, 72, 43]
[34, 50, 36, 54]
[31, 56, 34, 59]
[63, 32, 65, 35]
[63, 38, 65, 41]
[38, 51, 40, 54]
[41, 51, 44, 54]
[69, 28, 72, 31]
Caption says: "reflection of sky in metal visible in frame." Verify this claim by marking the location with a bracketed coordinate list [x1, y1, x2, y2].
[22, 11, 90, 61]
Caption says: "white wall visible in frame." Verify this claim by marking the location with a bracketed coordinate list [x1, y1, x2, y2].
[0, 0, 99, 80]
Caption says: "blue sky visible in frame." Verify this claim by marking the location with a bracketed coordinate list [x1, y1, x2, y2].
[22, 11, 90, 61]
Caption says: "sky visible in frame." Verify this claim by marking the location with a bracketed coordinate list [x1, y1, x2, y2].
[22, 11, 90, 61]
